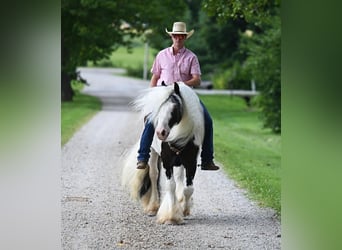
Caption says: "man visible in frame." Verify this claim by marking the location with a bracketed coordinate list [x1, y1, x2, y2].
[137, 21, 219, 171]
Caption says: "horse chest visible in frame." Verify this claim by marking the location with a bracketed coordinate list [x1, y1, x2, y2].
[161, 141, 199, 167]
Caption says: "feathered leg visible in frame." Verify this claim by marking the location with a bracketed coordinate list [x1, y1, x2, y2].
[144, 149, 160, 216]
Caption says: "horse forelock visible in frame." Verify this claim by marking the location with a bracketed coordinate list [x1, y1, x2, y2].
[133, 85, 175, 120]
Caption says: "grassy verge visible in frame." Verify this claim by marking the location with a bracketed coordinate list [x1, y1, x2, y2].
[89, 43, 158, 79]
[61, 85, 101, 146]
[108, 46, 156, 69]
[200, 95, 281, 214]
[109, 46, 156, 78]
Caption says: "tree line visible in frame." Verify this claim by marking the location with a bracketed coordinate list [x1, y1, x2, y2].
[62, 0, 280, 133]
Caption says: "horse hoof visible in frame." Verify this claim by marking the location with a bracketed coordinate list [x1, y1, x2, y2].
[183, 209, 191, 217]
[159, 219, 184, 225]
[147, 211, 157, 217]
[165, 220, 177, 225]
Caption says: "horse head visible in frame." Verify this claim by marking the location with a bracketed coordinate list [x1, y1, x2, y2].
[155, 83, 183, 141]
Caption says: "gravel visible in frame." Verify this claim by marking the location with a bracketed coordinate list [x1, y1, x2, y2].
[62, 68, 281, 249]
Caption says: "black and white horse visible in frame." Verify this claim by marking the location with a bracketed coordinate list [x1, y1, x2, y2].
[122, 82, 204, 224]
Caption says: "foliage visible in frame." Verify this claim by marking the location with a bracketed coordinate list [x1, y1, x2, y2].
[241, 16, 281, 133]
[202, 0, 281, 133]
[203, 0, 280, 25]
[183, 10, 247, 77]
[62, 0, 186, 101]
[212, 61, 250, 90]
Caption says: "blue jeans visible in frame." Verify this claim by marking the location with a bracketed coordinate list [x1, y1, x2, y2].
[137, 101, 214, 163]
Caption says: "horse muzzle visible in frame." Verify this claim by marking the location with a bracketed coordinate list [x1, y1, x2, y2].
[156, 129, 169, 141]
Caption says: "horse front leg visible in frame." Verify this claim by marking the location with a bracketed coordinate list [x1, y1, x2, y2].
[157, 144, 184, 224]
[183, 165, 195, 217]
[174, 165, 185, 203]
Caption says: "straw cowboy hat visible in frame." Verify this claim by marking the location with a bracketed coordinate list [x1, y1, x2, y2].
[165, 22, 194, 39]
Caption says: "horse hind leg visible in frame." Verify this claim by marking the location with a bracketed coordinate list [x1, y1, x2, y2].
[143, 149, 160, 216]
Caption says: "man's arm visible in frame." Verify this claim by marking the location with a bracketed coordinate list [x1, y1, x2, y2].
[150, 74, 160, 87]
[184, 74, 201, 87]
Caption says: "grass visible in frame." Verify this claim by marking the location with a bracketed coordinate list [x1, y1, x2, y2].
[61, 83, 101, 146]
[200, 95, 281, 214]
[108, 46, 156, 69]
[89, 45, 158, 79]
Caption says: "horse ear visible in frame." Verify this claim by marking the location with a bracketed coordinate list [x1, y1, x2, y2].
[161, 81, 166, 86]
[174, 82, 180, 96]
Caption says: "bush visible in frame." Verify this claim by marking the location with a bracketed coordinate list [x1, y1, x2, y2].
[212, 61, 251, 90]
[212, 68, 231, 89]
[240, 16, 281, 133]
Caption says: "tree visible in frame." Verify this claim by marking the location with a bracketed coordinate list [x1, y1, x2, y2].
[179, 4, 247, 78]
[62, 0, 186, 101]
[202, 0, 281, 133]
[203, 0, 280, 25]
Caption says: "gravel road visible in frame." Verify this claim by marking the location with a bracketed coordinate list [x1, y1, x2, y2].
[61, 68, 281, 249]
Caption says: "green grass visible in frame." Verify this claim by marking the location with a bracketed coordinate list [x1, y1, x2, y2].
[200, 95, 281, 214]
[108, 46, 156, 69]
[88, 45, 157, 77]
[61, 88, 101, 146]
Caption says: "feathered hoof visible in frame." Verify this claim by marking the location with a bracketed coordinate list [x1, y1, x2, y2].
[157, 217, 184, 225]
[183, 208, 191, 217]
[146, 210, 158, 217]
[165, 219, 185, 225]
[144, 203, 160, 217]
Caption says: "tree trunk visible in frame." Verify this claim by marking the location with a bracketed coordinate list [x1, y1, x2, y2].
[61, 71, 74, 102]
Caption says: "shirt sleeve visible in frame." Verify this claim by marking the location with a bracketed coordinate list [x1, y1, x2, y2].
[190, 55, 201, 76]
[151, 53, 161, 77]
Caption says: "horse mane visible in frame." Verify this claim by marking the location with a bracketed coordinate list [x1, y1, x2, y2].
[133, 84, 175, 120]
[133, 82, 204, 147]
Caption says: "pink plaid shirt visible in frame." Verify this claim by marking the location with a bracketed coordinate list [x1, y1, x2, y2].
[151, 46, 201, 86]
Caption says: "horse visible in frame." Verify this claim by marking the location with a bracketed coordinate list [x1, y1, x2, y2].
[122, 82, 204, 224]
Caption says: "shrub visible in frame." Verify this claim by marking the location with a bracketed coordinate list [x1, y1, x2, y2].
[241, 16, 281, 133]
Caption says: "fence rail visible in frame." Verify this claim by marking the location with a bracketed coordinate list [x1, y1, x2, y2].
[194, 89, 259, 97]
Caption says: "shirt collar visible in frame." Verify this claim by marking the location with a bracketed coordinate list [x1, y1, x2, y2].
[170, 46, 186, 55]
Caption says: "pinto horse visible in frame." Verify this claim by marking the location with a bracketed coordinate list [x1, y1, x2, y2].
[122, 82, 204, 224]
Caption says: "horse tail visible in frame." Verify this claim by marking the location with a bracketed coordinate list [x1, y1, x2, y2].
[121, 142, 153, 201]
[139, 169, 151, 197]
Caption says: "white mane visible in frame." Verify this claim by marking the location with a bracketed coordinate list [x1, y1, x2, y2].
[133, 82, 204, 147]
[133, 84, 175, 121]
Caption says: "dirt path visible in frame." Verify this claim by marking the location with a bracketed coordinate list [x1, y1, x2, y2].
[61, 68, 281, 249]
